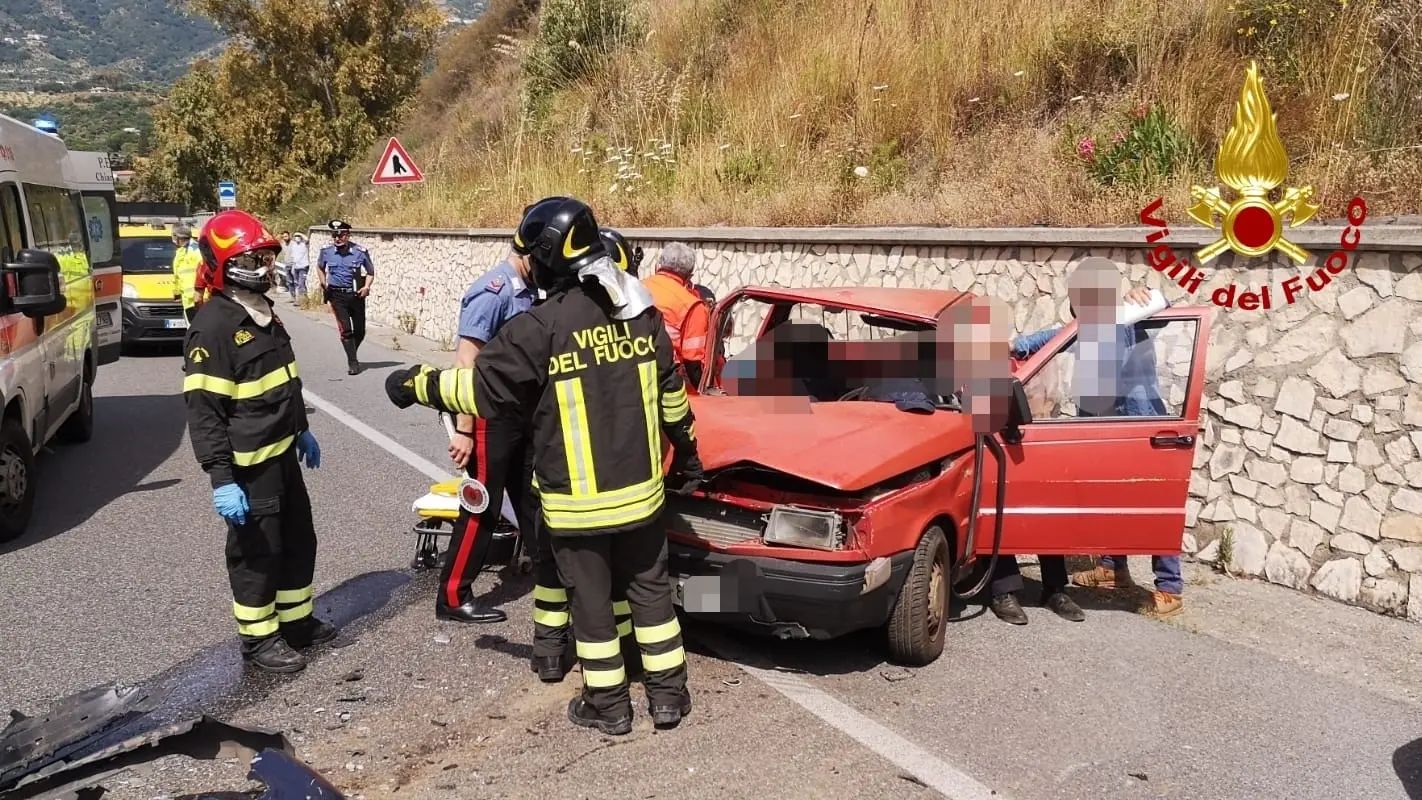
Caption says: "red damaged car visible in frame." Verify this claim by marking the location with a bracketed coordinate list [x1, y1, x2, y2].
[665, 285, 1211, 666]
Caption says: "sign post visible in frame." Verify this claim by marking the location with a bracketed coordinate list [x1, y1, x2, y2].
[218, 181, 237, 209]
[371, 137, 425, 185]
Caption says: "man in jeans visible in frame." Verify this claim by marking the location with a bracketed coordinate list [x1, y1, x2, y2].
[1013, 261, 1184, 620]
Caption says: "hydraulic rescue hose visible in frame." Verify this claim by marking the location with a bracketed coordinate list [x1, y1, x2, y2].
[950, 432, 1010, 600]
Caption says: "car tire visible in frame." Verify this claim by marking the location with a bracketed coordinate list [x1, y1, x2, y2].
[0, 417, 36, 543]
[57, 363, 95, 444]
[886, 524, 949, 667]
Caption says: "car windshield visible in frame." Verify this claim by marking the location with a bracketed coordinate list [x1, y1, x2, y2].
[710, 295, 959, 410]
[120, 237, 176, 275]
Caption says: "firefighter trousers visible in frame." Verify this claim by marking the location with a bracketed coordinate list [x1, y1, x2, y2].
[327, 289, 366, 363]
[551, 520, 688, 715]
[226, 448, 318, 655]
[531, 516, 634, 660]
[439, 416, 530, 609]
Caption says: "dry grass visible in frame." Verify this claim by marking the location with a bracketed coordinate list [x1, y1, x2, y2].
[347, 0, 1422, 229]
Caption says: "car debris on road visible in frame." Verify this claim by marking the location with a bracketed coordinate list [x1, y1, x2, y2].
[0, 682, 341, 800]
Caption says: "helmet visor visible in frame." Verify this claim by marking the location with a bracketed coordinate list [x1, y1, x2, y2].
[229, 249, 277, 276]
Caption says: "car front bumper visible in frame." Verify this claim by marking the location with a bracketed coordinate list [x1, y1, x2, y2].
[666, 542, 916, 641]
[121, 298, 188, 344]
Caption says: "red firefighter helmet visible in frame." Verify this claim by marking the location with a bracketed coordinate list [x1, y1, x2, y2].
[197, 210, 282, 293]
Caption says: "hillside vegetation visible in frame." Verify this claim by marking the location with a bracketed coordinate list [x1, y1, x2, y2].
[0, 0, 224, 87]
[339, 0, 1422, 230]
[0, 93, 156, 155]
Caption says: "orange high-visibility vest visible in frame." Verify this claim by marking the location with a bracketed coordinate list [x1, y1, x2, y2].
[642, 271, 708, 364]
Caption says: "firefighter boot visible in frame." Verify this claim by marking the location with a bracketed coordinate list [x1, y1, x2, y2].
[531, 649, 576, 683]
[567, 696, 633, 737]
[649, 689, 692, 729]
[282, 616, 339, 650]
[243, 635, 307, 674]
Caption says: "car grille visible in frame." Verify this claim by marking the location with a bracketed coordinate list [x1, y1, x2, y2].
[664, 497, 765, 548]
[141, 304, 182, 318]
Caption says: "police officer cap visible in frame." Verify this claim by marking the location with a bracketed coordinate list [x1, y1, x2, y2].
[329, 219, 353, 233]
[514, 196, 607, 288]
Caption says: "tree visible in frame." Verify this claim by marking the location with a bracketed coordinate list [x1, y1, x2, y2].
[136, 0, 444, 211]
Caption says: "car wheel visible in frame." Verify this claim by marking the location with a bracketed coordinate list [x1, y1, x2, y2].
[0, 417, 36, 543]
[57, 364, 95, 444]
[886, 524, 949, 667]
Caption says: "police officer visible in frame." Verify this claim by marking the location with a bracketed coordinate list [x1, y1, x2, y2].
[183, 209, 334, 674]
[171, 222, 203, 323]
[386, 196, 704, 735]
[435, 245, 540, 624]
[315, 219, 374, 375]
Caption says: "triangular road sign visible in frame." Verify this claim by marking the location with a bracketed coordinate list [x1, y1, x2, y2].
[371, 137, 424, 185]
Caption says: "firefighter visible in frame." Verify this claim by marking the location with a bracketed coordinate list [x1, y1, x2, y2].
[315, 219, 375, 375]
[171, 222, 203, 323]
[183, 209, 334, 674]
[386, 196, 704, 735]
[642, 242, 711, 388]
[600, 227, 644, 278]
[522, 224, 637, 683]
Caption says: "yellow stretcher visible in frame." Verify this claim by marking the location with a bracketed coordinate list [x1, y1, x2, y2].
[408, 414, 531, 574]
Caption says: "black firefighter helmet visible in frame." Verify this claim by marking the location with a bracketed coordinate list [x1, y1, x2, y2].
[512, 196, 607, 291]
[600, 227, 644, 278]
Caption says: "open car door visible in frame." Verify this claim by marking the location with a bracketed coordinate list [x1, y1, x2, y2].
[972, 305, 1212, 556]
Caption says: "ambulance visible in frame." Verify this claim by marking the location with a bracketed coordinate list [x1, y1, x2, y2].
[64, 150, 121, 366]
[0, 115, 105, 542]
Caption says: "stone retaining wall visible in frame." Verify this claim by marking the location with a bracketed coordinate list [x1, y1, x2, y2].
[306, 221, 1422, 623]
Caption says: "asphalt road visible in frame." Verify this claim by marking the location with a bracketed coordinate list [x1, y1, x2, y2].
[2, 297, 1421, 800]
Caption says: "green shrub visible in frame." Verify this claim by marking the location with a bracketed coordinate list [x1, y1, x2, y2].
[523, 0, 646, 110]
[1084, 105, 1202, 188]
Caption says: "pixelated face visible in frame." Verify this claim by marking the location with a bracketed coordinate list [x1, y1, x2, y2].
[1067, 257, 1121, 323]
[936, 296, 1013, 434]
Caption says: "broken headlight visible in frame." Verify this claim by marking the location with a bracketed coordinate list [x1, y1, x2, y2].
[763, 506, 845, 551]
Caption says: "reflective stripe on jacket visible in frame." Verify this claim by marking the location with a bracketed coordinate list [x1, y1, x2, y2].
[182, 293, 310, 488]
[641, 271, 709, 365]
[403, 285, 696, 536]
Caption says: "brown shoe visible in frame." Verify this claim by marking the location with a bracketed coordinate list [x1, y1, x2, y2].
[1139, 590, 1183, 619]
[1070, 564, 1135, 590]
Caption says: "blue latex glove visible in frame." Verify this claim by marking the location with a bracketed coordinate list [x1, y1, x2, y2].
[296, 430, 321, 469]
[213, 483, 249, 526]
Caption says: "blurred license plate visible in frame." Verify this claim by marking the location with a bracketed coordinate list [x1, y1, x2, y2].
[96, 311, 113, 328]
[164, 318, 187, 329]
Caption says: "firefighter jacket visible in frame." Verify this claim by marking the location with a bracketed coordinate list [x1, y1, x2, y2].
[394, 284, 698, 537]
[182, 292, 310, 489]
[173, 241, 203, 311]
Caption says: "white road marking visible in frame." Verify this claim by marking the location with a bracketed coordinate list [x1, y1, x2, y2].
[303, 389, 447, 482]
[303, 384, 1004, 800]
[700, 631, 1006, 800]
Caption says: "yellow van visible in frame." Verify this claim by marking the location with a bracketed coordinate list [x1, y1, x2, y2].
[118, 222, 186, 347]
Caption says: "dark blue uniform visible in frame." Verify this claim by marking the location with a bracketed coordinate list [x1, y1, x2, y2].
[316, 242, 374, 370]
[457, 260, 535, 344]
[437, 260, 541, 622]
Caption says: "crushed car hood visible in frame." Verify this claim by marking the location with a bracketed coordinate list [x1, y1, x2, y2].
[688, 395, 974, 491]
